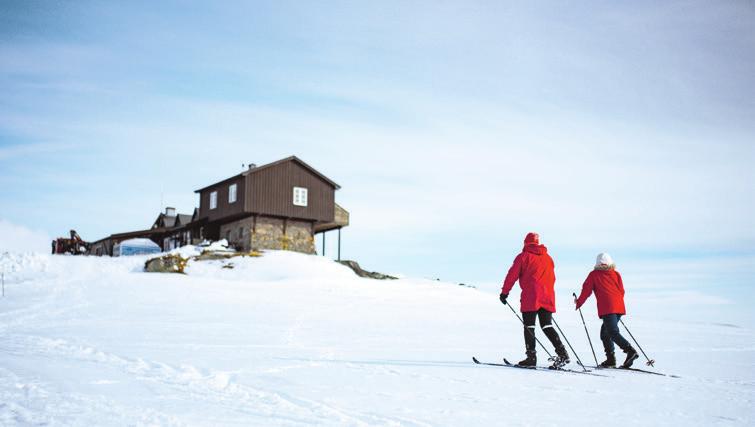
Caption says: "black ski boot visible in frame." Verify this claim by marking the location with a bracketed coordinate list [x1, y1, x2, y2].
[549, 346, 570, 369]
[622, 347, 639, 368]
[517, 351, 537, 367]
[541, 323, 569, 369]
[599, 352, 616, 368]
[557, 345, 570, 365]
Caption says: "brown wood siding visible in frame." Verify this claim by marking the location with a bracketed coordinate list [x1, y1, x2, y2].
[245, 161, 335, 222]
[198, 176, 246, 222]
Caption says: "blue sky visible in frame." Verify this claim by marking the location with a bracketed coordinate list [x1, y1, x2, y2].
[1, 1, 754, 291]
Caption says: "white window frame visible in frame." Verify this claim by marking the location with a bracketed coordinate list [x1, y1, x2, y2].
[209, 191, 218, 210]
[228, 183, 237, 204]
[293, 187, 308, 207]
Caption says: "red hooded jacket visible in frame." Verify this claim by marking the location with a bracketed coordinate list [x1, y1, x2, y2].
[575, 269, 626, 317]
[501, 244, 557, 313]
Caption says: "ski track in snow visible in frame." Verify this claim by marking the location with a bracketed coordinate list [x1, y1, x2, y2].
[0, 254, 432, 426]
[0, 366, 184, 426]
[1, 333, 430, 427]
[0, 251, 753, 426]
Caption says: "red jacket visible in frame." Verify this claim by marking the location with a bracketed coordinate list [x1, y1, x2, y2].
[501, 244, 557, 313]
[575, 269, 626, 317]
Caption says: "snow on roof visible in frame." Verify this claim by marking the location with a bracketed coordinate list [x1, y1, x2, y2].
[118, 238, 160, 248]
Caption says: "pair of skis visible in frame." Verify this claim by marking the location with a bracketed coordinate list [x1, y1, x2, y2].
[584, 363, 680, 378]
[472, 357, 608, 377]
[472, 357, 678, 378]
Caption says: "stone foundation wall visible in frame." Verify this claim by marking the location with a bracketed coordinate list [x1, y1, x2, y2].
[283, 220, 316, 254]
[219, 216, 315, 254]
[220, 218, 254, 251]
[251, 217, 284, 251]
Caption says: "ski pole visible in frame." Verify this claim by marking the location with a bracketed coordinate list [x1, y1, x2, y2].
[619, 318, 655, 367]
[574, 292, 599, 367]
[551, 317, 588, 371]
[504, 302, 554, 359]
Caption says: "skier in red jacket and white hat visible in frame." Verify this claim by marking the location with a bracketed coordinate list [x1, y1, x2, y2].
[574, 253, 639, 368]
[500, 232, 570, 368]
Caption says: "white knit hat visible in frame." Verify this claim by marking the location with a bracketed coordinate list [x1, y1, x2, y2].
[595, 252, 614, 267]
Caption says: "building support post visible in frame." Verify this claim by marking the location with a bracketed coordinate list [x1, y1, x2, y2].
[322, 231, 326, 257]
[337, 227, 342, 261]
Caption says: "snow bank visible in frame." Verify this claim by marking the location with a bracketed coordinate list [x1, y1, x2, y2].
[184, 250, 359, 283]
[167, 240, 234, 259]
[168, 244, 203, 258]
[0, 219, 50, 254]
[201, 239, 233, 252]
[0, 252, 51, 283]
[0, 251, 752, 426]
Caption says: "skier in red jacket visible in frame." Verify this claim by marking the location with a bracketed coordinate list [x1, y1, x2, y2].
[500, 233, 570, 368]
[574, 253, 639, 368]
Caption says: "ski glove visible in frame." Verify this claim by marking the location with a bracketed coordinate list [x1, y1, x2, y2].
[499, 293, 508, 305]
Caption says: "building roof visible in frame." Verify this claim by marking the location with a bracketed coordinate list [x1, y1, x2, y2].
[194, 156, 341, 193]
[153, 211, 194, 229]
[193, 173, 244, 194]
[111, 228, 168, 239]
[175, 214, 193, 226]
[163, 215, 177, 228]
[90, 227, 167, 245]
[152, 213, 172, 229]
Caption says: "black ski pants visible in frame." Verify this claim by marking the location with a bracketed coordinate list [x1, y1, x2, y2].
[522, 308, 565, 354]
[600, 313, 632, 354]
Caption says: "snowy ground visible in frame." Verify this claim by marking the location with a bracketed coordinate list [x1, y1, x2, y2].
[0, 250, 753, 426]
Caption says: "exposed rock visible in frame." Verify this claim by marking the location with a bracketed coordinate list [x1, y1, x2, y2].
[337, 260, 397, 280]
[193, 252, 237, 261]
[144, 254, 188, 274]
[194, 250, 262, 261]
[145, 248, 262, 273]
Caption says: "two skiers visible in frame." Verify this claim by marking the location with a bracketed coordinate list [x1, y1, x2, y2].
[575, 252, 639, 368]
[499, 233, 639, 369]
[499, 233, 570, 368]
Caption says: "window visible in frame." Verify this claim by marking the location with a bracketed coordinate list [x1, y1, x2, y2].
[210, 191, 218, 209]
[293, 187, 308, 206]
[229, 183, 237, 203]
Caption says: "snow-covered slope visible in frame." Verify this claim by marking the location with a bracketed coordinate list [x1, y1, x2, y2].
[0, 251, 752, 426]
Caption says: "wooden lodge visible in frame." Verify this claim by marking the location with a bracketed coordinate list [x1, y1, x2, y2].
[89, 156, 349, 256]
